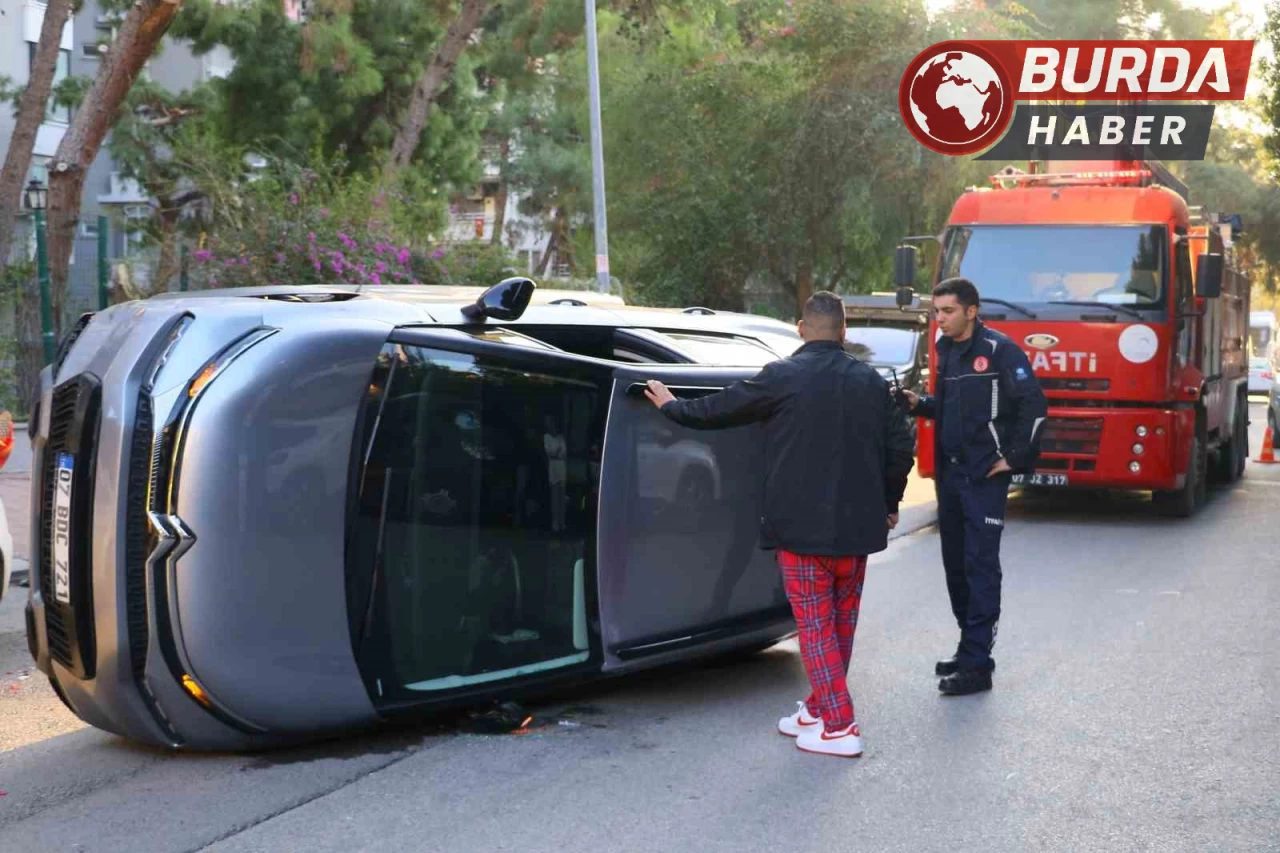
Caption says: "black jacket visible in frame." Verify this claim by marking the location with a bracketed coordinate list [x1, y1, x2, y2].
[915, 321, 1048, 479]
[659, 339, 915, 557]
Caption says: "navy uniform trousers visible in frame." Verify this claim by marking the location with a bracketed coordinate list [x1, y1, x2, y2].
[936, 458, 1010, 671]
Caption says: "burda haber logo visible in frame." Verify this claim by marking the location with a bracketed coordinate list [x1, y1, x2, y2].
[899, 40, 1255, 160]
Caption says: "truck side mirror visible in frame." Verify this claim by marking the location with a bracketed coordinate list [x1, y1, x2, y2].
[894, 245, 917, 308]
[1195, 253, 1223, 299]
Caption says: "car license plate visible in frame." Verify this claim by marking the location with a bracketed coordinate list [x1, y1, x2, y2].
[1011, 472, 1069, 487]
[53, 452, 73, 605]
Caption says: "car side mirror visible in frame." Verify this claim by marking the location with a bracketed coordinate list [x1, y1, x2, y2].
[1195, 253, 1223, 299]
[894, 245, 917, 308]
[462, 277, 538, 321]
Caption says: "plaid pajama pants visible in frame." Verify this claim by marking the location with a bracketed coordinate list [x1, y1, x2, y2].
[777, 550, 868, 732]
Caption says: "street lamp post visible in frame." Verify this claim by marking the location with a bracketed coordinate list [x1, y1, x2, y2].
[24, 179, 56, 365]
[584, 0, 610, 294]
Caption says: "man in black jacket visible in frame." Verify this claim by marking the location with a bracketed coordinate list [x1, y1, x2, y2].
[644, 291, 915, 757]
[904, 278, 1047, 696]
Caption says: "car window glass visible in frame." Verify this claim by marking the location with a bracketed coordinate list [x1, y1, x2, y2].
[648, 332, 780, 366]
[349, 345, 606, 700]
[844, 327, 918, 365]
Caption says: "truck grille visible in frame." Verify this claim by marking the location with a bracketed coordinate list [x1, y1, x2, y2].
[39, 375, 101, 678]
[1041, 417, 1103, 455]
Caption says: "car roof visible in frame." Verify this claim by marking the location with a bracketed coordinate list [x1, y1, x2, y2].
[147, 283, 800, 339]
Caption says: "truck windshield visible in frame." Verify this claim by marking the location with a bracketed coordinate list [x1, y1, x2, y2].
[940, 225, 1167, 308]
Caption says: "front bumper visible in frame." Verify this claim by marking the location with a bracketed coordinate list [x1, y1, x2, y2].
[1026, 405, 1187, 491]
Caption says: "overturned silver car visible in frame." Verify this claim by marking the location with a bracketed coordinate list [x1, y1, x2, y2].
[26, 279, 801, 749]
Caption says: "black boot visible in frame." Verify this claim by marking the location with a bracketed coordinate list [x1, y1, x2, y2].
[936, 650, 993, 671]
[936, 654, 995, 677]
[938, 668, 993, 696]
[935, 655, 960, 676]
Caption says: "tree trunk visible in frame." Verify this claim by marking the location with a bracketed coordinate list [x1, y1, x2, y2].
[0, 0, 75, 269]
[386, 0, 488, 174]
[46, 0, 184, 334]
[534, 226, 556, 277]
[489, 139, 510, 246]
[794, 262, 813, 319]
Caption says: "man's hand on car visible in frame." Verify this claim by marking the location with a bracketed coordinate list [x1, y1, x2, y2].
[644, 380, 676, 409]
[986, 458, 1012, 478]
[887, 513, 899, 529]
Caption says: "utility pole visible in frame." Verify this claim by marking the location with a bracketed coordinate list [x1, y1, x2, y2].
[584, 0, 610, 293]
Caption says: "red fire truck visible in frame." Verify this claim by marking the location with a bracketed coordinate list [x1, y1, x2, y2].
[898, 159, 1250, 516]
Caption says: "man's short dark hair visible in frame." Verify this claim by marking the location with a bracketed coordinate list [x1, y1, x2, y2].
[933, 277, 980, 309]
[803, 291, 846, 337]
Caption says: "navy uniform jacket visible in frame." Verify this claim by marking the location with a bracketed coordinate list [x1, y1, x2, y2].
[915, 321, 1048, 479]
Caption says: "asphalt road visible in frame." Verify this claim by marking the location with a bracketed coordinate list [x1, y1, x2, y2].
[0, 403, 1275, 852]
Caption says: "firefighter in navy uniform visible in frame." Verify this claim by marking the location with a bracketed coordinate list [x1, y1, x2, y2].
[904, 278, 1047, 696]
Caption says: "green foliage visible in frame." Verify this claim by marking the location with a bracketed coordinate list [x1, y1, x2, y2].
[170, 0, 488, 184]
[181, 151, 514, 288]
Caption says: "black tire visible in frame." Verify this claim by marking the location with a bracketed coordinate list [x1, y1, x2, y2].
[1212, 395, 1246, 484]
[1235, 395, 1249, 479]
[1154, 430, 1206, 517]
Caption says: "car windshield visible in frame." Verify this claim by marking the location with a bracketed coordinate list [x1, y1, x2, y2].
[940, 224, 1167, 308]
[1250, 357, 1269, 370]
[348, 344, 605, 701]
[650, 332, 781, 366]
[844, 327, 918, 366]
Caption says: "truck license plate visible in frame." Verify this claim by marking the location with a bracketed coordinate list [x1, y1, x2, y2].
[53, 452, 74, 605]
[1011, 472, 1069, 487]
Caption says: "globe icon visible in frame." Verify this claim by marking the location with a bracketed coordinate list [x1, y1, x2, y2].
[908, 51, 1003, 146]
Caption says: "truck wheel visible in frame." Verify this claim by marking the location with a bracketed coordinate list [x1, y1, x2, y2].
[1154, 431, 1205, 517]
[1212, 395, 1246, 483]
[1235, 395, 1248, 479]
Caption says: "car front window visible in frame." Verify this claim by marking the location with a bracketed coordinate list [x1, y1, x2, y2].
[348, 344, 604, 700]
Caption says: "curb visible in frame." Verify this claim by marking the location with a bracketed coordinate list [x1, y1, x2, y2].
[889, 500, 937, 541]
[8, 557, 28, 586]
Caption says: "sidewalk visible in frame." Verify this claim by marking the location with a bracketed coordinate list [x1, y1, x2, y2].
[890, 470, 938, 541]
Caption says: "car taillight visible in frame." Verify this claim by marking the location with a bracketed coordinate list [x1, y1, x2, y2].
[1263, 371, 1274, 381]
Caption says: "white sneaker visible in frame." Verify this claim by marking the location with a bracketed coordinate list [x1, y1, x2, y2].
[777, 701, 822, 738]
[796, 721, 864, 757]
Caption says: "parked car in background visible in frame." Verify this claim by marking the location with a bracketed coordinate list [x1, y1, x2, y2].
[842, 293, 930, 393]
[26, 279, 798, 750]
[1249, 356, 1274, 396]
